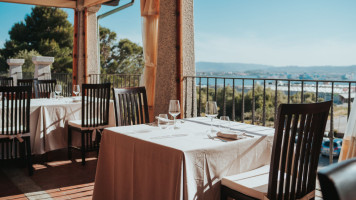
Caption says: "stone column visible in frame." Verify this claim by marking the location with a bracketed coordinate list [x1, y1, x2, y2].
[86, 5, 101, 82]
[182, 0, 196, 117]
[32, 56, 54, 80]
[154, 0, 196, 118]
[7, 59, 25, 86]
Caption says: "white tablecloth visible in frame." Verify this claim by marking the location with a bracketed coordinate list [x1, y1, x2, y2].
[1, 98, 115, 154]
[93, 117, 275, 200]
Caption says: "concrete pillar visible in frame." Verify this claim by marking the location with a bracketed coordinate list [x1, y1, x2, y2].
[86, 5, 101, 80]
[182, 0, 196, 117]
[7, 59, 25, 86]
[74, 4, 101, 86]
[154, 0, 196, 118]
[32, 56, 54, 80]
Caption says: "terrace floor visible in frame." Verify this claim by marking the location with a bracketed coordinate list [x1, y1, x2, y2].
[0, 149, 325, 200]
[0, 150, 97, 200]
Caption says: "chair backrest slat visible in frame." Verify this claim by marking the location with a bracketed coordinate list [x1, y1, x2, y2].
[18, 79, 37, 98]
[34, 79, 56, 98]
[267, 101, 331, 200]
[0, 86, 32, 137]
[81, 83, 111, 128]
[0, 77, 13, 87]
[112, 87, 149, 126]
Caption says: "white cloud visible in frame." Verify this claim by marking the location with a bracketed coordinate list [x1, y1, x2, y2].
[195, 32, 356, 66]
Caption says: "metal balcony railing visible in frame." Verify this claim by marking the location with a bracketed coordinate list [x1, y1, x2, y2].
[89, 73, 141, 88]
[183, 76, 356, 163]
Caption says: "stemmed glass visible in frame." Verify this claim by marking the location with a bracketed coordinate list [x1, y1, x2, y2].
[205, 101, 218, 133]
[55, 84, 62, 98]
[168, 100, 180, 129]
[73, 85, 80, 97]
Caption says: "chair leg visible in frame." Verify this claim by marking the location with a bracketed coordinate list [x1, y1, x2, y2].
[25, 138, 33, 176]
[19, 140, 26, 167]
[81, 131, 86, 166]
[68, 126, 72, 160]
[221, 185, 228, 200]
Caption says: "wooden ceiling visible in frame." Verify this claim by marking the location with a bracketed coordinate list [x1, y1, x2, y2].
[0, 0, 113, 9]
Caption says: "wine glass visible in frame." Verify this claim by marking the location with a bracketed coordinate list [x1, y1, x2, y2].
[158, 114, 169, 129]
[73, 85, 80, 97]
[205, 101, 218, 133]
[55, 84, 62, 97]
[168, 100, 180, 129]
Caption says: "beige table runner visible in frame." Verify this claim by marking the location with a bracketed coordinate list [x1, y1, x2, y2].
[93, 117, 274, 200]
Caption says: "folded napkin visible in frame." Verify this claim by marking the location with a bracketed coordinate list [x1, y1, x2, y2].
[217, 131, 245, 140]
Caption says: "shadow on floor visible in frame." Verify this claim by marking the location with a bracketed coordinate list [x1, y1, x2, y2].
[0, 149, 97, 200]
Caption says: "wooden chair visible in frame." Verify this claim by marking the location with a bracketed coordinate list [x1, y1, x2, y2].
[221, 101, 332, 200]
[112, 87, 149, 126]
[318, 157, 356, 200]
[0, 86, 33, 175]
[34, 79, 56, 98]
[0, 77, 13, 86]
[68, 83, 111, 165]
[18, 79, 37, 98]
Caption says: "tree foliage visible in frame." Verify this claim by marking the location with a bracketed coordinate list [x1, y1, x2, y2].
[99, 26, 144, 74]
[197, 85, 324, 126]
[0, 6, 73, 73]
[0, 7, 144, 74]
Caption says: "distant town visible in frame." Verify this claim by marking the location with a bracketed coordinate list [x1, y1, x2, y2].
[196, 61, 356, 81]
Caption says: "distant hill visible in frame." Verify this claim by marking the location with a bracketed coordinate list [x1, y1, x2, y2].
[196, 62, 271, 72]
[196, 62, 356, 74]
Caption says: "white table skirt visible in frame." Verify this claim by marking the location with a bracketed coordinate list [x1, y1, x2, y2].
[1, 98, 115, 155]
[93, 117, 275, 200]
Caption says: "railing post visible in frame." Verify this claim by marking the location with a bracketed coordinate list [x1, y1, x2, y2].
[329, 82, 334, 164]
[242, 79, 245, 123]
[252, 80, 255, 125]
[232, 79, 235, 121]
[223, 78, 226, 116]
[263, 80, 266, 126]
[274, 80, 278, 121]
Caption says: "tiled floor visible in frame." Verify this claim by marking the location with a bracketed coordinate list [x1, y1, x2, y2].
[0, 150, 97, 200]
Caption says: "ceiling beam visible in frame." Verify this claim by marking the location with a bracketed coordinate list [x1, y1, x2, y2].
[83, 0, 111, 8]
[0, 0, 77, 8]
[0, 0, 112, 8]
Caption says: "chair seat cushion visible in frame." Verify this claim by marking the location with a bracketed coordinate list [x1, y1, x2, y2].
[68, 119, 108, 130]
[221, 165, 270, 200]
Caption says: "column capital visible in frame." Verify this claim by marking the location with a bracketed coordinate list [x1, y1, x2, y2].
[32, 56, 54, 65]
[7, 59, 25, 66]
[87, 5, 101, 13]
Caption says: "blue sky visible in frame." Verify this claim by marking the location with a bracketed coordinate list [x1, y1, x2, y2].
[1, 0, 356, 66]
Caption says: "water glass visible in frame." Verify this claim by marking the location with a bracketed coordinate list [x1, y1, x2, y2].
[50, 92, 56, 99]
[158, 114, 169, 129]
[73, 85, 80, 96]
[55, 84, 62, 97]
[219, 116, 231, 132]
[168, 100, 180, 129]
[205, 101, 218, 133]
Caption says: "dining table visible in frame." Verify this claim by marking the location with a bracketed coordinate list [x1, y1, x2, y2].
[93, 117, 275, 200]
[0, 97, 116, 155]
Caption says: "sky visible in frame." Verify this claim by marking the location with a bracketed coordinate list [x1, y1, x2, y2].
[0, 0, 356, 66]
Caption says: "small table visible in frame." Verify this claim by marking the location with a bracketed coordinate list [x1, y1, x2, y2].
[93, 117, 274, 200]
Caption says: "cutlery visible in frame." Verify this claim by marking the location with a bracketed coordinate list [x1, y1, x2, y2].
[207, 134, 227, 142]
